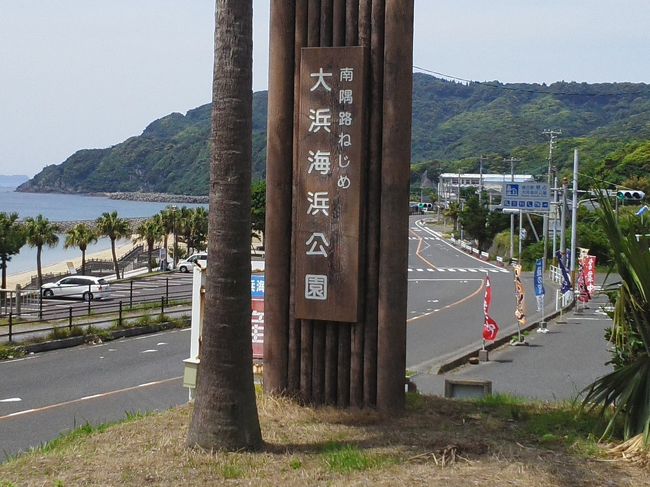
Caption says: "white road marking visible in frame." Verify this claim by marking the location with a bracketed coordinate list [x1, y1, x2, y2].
[408, 278, 482, 282]
[141, 349, 158, 353]
[80, 394, 103, 400]
[3, 409, 35, 418]
[156, 342, 168, 346]
[0, 398, 22, 403]
[0, 377, 183, 420]
[134, 333, 165, 340]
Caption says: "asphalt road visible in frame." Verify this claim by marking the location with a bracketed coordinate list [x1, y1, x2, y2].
[0, 217, 608, 458]
[406, 217, 558, 372]
[1, 330, 189, 459]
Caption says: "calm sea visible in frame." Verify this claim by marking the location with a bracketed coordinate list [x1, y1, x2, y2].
[0, 188, 206, 276]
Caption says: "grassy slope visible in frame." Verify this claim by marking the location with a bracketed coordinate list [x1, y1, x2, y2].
[1, 393, 648, 486]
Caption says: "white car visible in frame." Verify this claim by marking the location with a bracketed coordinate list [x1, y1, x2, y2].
[177, 253, 207, 273]
[41, 276, 111, 301]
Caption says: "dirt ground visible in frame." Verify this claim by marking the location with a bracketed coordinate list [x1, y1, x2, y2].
[1, 393, 647, 486]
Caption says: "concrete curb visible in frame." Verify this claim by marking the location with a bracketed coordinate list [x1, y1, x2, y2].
[22, 321, 190, 354]
[436, 300, 576, 374]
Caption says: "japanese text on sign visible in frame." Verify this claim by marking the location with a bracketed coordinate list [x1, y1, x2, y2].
[295, 47, 367, 323]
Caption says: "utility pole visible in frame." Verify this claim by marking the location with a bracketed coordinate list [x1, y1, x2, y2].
[542, 129, 561, 270]
[560, 177, 568, 263]
[504, 157, 521, 260]
[478, 155, 486, 204]
[552, 174, 559, 261]
[570, 149, 579, 287]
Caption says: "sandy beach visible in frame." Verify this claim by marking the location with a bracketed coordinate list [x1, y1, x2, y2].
[4, 241, 137, 290]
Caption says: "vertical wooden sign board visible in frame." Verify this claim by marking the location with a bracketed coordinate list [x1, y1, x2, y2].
[295, 46, 367, 323]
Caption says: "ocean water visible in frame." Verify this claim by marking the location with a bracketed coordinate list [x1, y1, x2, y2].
[0, 187, 200, 221]
[0, 188, 206, 277]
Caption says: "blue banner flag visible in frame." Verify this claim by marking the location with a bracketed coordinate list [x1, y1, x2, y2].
[534, 259, 545, 297]
[556, 250, 572, 294]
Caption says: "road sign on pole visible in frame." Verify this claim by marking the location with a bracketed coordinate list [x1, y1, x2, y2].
[502, 182, 550, 213]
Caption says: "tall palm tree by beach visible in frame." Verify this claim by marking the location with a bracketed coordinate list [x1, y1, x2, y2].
[181, 207, 209, 254]
[96, 211, 131, 279]
[64, 223, 97, 275]
[134, 218, 164, 272]
[24, 215, 60, 289]
[0, 212, 26, 291]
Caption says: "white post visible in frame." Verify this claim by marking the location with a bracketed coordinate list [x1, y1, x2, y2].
[570, 149, 579, 287]
[518, 209, 523, 259]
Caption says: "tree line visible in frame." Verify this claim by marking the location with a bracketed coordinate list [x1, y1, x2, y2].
[0, 206, 209, 289]
[0, 181, 267, 290]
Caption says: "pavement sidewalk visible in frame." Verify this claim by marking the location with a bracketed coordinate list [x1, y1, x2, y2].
[413, 292, 613, 401]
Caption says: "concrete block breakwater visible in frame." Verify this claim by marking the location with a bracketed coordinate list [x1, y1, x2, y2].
[108, 192, 209, 204]
[52, 218, 148, 233]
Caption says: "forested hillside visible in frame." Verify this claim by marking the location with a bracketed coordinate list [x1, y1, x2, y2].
[18, 74, 650, 195]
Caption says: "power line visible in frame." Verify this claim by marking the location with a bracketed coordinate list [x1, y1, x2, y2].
[412, 65, 650, 97]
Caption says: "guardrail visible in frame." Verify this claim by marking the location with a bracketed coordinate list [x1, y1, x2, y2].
[0, 288, 40, 316]
[1, 297, 192, 344]
[0, 277, 192, 344]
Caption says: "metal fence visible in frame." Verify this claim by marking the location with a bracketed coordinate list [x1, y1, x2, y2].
[0, 278, 192, 344]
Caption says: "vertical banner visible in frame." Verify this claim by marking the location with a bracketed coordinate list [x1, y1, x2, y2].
[556, 250, 572, 294]
[577, 257, 595, 303]
[584, 255, 597, 296]
[482, 276, 500, 341]
[251, 274, 265, 359]
[513, 264, 526, 327]
[534, 258, 545, 312]
[295, 47, 367, 322]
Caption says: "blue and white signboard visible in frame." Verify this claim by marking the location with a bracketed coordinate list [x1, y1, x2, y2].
[251, 274, 265, 299]
[502, 182, 550, 213]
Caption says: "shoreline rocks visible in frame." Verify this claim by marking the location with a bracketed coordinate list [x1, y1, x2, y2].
[108, 192, 209, 204]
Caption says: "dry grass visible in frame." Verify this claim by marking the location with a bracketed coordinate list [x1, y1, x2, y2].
[1, 393, 648, 486]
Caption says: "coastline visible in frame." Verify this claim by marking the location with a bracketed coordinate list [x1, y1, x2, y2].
[14, 187, 209, 205]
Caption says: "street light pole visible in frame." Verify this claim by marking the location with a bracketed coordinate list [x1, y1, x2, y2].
[542, 129, 561, 271]
[172, 205, 178, 269]
[570, 149, 579, 287]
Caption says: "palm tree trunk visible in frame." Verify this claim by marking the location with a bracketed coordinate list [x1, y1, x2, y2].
[81, 248, 86, 275]
[1, 256, 7, 290]
[36, 246, 43, 289]
[111, 238, 120, 279]
[187, 0, 261, 451]
[147, 243, 153, 272]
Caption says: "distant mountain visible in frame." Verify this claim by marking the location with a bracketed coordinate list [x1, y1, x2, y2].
[0, 174, 29, 188]
[18, 74, 650, 195]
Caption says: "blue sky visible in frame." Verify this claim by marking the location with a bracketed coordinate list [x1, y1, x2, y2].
[1, 1, 649, 177]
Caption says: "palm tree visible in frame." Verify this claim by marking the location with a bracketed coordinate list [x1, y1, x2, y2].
[159, 206, 177, 268]
[181, 207, 209, 254]
[581, 190, 650, 451]
[64, 223, 97, 275]
[95, 211, 131, 279]
[24, 215, 60, 289]
[187, 0, 261, 451]
[0, 212, 26, 290]
[134, 218, 164, 272]
[444, 201, 461, 232]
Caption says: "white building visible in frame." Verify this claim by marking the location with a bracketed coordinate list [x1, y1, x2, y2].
[438, 173, 534, 202]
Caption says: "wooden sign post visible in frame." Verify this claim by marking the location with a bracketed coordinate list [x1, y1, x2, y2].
[264, 0, 414, 411]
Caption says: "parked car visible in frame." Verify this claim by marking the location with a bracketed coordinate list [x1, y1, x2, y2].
[41, 276, 111, 301]
[177, 252, 207, 273]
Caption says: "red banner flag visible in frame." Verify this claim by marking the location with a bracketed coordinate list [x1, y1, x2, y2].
[482, 276, 500, 341]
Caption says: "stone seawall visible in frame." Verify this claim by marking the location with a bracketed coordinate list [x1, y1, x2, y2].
[54, 217, 148, 233]
[108, 192, 209, 204]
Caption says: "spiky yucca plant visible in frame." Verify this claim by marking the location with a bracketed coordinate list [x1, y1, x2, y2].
[581, 190, 650, 448]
